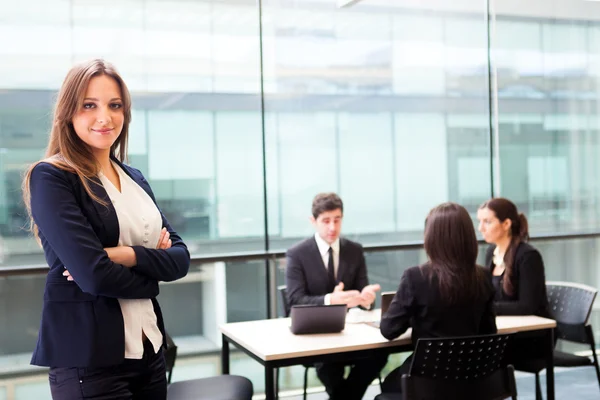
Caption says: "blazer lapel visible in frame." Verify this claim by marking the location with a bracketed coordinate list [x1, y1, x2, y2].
[310, 237, 330, 280]
[337, 238, 347, 283]
[486, 245, 496, 270]
[114, 158, 154, 201]
[89, 177, 120, 247]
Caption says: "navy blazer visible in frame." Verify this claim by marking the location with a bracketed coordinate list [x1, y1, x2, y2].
[29, 158, 190, 368]
[285, 236, 369, 313]
[485, 242, 550, 318]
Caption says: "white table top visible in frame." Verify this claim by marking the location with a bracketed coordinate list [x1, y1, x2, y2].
[219, 310, 556, 362]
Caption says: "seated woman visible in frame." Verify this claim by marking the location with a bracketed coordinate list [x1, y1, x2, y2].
[477, 197, 550, 317]
[380, 202, 497, 394]
[477, 197, 551, 367]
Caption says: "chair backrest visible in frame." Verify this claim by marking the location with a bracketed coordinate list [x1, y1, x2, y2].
[164, 332, 178, 384]
[546, 281, 598, 344]
[546, 281, 597, 325]
[402, 334, 516, 400]
[409, 333, 512, 380]
[278, 285, 290, 317]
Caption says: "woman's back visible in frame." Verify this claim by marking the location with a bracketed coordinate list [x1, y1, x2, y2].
[380, 263, 497, 342]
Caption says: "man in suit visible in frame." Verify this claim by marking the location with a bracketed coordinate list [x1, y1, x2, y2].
[285, 192, 387, 400]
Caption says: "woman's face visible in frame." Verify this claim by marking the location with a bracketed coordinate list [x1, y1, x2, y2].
[71, 74, 124, 159]
[477, 207, 511, 244]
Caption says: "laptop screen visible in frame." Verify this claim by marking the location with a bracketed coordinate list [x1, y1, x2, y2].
[381, 291, 395, 315]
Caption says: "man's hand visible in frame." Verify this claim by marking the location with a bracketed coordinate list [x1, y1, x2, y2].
[329, 282, 362, 308]
[359, 283, 381, 309]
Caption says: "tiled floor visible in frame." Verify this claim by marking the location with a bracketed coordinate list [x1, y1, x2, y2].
[1, 362, 598, 399]
[281, 367, 600, 400]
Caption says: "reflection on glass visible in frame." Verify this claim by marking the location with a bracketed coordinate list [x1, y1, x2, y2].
[263, 1, 490, 248]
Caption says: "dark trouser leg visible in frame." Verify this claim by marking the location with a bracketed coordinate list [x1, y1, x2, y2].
[49, 368, 87, 400]
[345, 354, 388, 400]
[381, 355, 413, 394]
[50, 340, 168, 400]
[49, 366, 133, 400]
[132, 340, 167, 400]
[316, 362, 346, 399]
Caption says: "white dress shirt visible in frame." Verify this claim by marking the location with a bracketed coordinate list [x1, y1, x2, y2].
[98, 162, 163, 359]
[314, 233, 340, 305]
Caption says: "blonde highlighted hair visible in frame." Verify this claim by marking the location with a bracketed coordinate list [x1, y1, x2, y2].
[22, 59, 132, 239]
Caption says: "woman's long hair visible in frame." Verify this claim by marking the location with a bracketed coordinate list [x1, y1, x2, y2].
[423, 202, 485, 304]
[22, 59, 132, 240]
[479, 198, 529, 296]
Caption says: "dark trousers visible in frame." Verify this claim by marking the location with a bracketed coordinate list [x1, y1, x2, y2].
[381, 354, 413, 394]
[316, 354, 388, 400]
[49, 340, 167, 400]
[510, 331, 550, 365]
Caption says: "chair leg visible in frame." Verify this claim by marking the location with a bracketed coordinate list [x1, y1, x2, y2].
[378, 374, 383, 391]
[592, 349, 600, 391]
[275, 368, 279, 400]
[535, 372, 543, 400]
[586, 326, 600, 390]
[303, 367, 309, 400]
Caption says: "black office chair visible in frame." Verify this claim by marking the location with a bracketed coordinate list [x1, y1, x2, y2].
[375, 333, 517, 400]
[165, 332, 178, 384]
[164, 332, 254, 400]
[276, 285, 382, 400]
[515, 281, 600, 400]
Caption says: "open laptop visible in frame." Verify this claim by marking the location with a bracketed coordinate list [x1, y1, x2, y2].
[290, 304, 347, 334]
[366, 291, 395, 328]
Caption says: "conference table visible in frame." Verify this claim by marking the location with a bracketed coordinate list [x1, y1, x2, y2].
[220, 310, 557, 400]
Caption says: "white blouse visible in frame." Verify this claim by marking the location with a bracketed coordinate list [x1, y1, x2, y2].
[98, 162, 163, 359]
[492, 247, 506, 271]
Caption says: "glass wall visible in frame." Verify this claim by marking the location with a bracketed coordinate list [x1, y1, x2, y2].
[2, 0, 600, 398]
[494, 12, 600, 233]
[262, 0, 491, 247]
[3, 1, 600, 259]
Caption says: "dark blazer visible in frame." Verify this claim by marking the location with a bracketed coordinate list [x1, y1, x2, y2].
[29, 159, 190, 368]
[285, 236, 369, 312]
[485, 242, 550, 317]
[380, 264, 497, 343]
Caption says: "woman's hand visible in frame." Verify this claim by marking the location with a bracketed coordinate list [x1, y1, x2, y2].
[156, 227, 171, 250]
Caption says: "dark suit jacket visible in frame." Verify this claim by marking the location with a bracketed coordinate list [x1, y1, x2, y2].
[380, 264, 497, 344]
[29, 158, 190, 368]
[285, 236, 369, 313]
[485, 242, 550, 317]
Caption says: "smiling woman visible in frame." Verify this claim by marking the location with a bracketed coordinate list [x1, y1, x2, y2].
[19, 59, 190, 400]
[72, 75, 125, 159]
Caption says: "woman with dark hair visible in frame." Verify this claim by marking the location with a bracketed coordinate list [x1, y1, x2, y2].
[477, 198, 550, 317]
[379, 202, 497, 394]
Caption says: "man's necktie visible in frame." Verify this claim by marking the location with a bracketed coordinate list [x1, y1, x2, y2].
[327, 247, 335, 286]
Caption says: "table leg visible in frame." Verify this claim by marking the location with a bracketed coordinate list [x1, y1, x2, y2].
[545, 328, 555, 400]
[265, 364, 275, 400]
[221, 334, 230, 374]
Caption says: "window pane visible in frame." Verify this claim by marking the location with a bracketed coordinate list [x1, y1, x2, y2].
[0, 0, 264, 269]
[263, 1, 491, 248]
[493, 11, 600, 233]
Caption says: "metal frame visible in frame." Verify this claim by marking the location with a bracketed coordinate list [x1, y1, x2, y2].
[3, 230, 600, 277]
[221, 332, 413, 400]
[221, 327, 556, 400]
